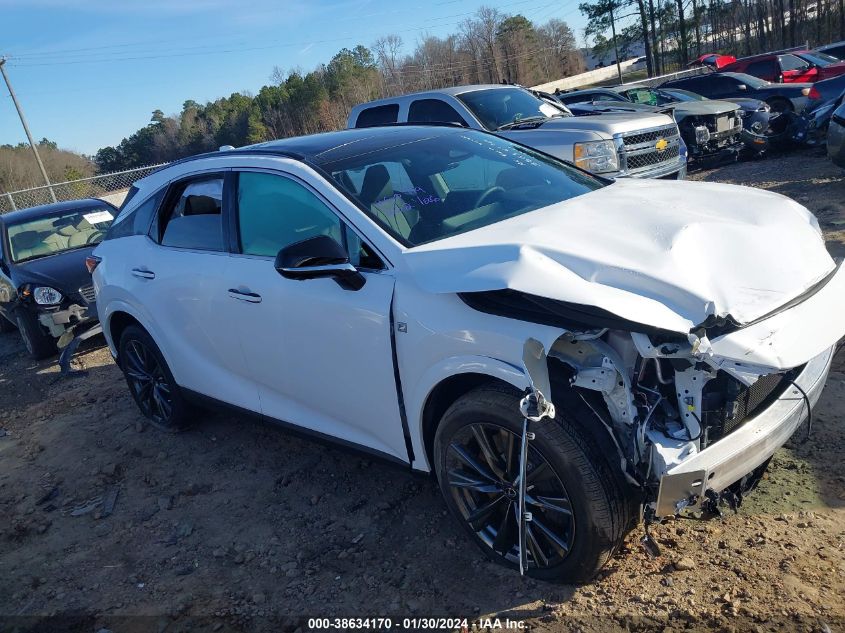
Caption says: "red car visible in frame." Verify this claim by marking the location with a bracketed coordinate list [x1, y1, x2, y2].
[688, 53, 736, 69]
[720, 50, 845, 83]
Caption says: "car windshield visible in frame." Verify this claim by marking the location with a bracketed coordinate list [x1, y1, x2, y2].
[6, 206, 115, 263]
[659, 88, 707, 102]
[319, 128, 604, 247]
[799, 51, 840, 66]
[457, 88, 566, 130]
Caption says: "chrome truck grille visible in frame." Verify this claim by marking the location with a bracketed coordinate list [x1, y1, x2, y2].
[616, 124, 683, 176]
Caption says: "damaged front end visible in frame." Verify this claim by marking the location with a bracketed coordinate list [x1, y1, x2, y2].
[462, 259, 844, 522]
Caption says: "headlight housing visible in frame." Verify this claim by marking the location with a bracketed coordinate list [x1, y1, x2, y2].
[573, 140, 619, 173]
[694, 125, 711, 144]
[33, 286, 63, 305]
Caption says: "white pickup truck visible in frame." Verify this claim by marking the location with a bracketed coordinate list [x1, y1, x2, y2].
[348, 84, 688, 180]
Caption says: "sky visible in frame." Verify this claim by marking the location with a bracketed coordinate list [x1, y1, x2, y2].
[0, 0, 590, 157]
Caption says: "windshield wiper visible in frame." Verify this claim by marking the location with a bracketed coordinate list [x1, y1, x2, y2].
[497, 115, 550, 130]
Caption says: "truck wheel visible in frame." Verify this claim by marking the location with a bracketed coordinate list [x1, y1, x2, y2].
[119, 325, 190, 432]
[433, 384, 629, 583]
[16, 311, 57, 360]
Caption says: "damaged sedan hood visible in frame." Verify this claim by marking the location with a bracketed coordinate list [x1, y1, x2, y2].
[403, 179, 833, 335]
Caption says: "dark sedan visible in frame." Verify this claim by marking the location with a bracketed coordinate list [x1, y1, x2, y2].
[0, 198, 115, 359]
[661, 72, 820, 113]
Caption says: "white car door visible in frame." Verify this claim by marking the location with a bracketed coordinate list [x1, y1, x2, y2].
[223, 169, 409, 462]
[127, 174, 259, 412]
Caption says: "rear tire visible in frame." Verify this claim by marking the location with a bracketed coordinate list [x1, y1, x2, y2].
[119, 325, 190, 432]
[16, 311, 57, 360]
[434, 384, 629, 583]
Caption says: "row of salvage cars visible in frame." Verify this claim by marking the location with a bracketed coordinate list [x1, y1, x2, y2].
[0, 79, 843, 584]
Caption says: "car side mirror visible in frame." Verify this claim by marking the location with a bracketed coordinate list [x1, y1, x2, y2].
[738, 83, 748, 90]
[275, 235, 365, 291]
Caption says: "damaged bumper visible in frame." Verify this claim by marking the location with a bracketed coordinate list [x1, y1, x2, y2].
[37, 303, 95, 339]
[654, 345, 833, 517]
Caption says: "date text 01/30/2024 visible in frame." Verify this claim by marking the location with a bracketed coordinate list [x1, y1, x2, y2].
[306, 617, 526, 630]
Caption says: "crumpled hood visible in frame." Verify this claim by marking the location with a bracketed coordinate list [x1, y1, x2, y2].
[403, 179, 833, 334]
[671, 100, 739, 117]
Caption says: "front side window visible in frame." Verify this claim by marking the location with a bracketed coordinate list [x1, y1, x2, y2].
[236, 172, 382, 269]
[408, 99, 468, 126]
[779, 54, 810, 71]
[457, 88, 565, 130]
[159, 177, 224, 251]
[6, 206, 115, 263]
[321, 128, 604, 247]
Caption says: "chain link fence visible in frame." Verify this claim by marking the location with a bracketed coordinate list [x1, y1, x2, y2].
[0, 164, 168, 214]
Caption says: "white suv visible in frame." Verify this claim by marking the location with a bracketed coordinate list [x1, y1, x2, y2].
[93, 125, 844, 582]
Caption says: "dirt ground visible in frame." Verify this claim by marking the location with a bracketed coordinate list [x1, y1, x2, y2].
[1, 149, 845, 633]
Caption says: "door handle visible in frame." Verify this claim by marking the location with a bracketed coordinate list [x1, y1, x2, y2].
[228, 288, 262, 303]
[131, 268, 155, 280]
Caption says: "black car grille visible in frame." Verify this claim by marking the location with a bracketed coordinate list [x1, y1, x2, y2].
[700, 367, 803, 448]
[79, 284, 96, 304]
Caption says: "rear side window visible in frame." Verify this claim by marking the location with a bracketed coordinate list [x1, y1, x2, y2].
[746, 59, 779, 80]
[105, 188, 163, 241]
[355, 104, 399, 128]
[408, 99, 468, 126]
[158, 177, 224, 251]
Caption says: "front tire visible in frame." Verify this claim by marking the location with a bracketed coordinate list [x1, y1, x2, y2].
[16, 311, 57, 360]
[434, 385, 628, 583]
[119, 325, 189, 432]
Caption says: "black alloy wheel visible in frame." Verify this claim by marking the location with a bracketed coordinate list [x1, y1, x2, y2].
[119, 325, 188, 432]
[434, 385, 630, 583]
[444, 422, 575, 570]
[124, 338, 173, 424]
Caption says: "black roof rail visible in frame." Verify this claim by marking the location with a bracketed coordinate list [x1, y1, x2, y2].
[145, 147, 307, 178]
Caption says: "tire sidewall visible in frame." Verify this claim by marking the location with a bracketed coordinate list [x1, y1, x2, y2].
[119, 325, 188, 432]
[434, 385, 622, 583]
[15, 310, 56, 360]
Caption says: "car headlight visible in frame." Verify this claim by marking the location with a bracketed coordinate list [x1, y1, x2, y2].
[33, 286, 63, 305]
[573, 140, 619, 173]
[694, 125, 711, 144]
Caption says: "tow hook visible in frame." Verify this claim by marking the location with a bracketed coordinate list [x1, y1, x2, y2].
[517, 339, 556, 576]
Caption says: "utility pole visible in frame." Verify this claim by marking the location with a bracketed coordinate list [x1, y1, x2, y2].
[0, 58, 56, 202]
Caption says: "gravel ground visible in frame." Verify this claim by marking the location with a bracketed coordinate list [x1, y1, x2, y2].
[1, 149, 844, 633]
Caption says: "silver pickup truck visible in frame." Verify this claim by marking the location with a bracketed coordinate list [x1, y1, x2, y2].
[348, 84, 687, 180]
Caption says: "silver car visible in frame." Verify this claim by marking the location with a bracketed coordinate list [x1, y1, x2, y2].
[828, 101, 845, 167]
[348, 85, 687, 180]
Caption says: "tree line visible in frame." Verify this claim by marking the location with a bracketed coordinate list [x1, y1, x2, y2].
[581, 0, 845, 77]
[0, 139, 95, 194]
[92, 7, 583, 173]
